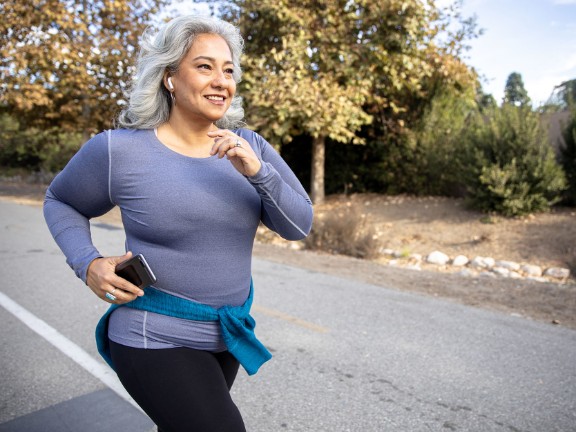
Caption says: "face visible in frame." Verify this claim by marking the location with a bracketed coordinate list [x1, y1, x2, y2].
[168, 33, 236, 124]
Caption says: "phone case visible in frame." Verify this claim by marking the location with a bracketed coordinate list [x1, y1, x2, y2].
[115, 254, 157, 288]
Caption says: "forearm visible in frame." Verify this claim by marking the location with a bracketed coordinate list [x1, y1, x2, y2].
[248, 162, 313, 240]
[43, 132, 114, 282]
[44, 187, 102, 282]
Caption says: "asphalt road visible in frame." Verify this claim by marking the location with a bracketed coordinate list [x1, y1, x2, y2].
[1, 199, 575, 432]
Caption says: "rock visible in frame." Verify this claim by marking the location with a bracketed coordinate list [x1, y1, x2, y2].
[544, 267, 570, 279]
[377, 245, 569, 285]
[426, 251, 450, 265]
[470, 256, 495, 269]
[457, 269, 475, 277]
[452, 255, 469, 267]
[527, 276, 548, 283]
[492, 267, 510, 277]
[521, 264, 543, 277]
[495, 260, 521, 271]
[409, 253, 423, 262]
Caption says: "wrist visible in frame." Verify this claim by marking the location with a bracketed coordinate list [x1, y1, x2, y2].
[246, 160, 262, 177]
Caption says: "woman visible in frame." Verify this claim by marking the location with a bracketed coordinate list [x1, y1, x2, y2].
[44, 15, 313, 432]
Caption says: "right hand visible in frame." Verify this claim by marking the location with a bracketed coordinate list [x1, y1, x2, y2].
[86, 251, 145, 304]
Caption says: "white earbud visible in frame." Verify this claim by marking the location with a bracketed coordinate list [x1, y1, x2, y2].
[167, 77, 174, 90]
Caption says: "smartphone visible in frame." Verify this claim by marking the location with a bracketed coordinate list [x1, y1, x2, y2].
[115, 254, 157, 288]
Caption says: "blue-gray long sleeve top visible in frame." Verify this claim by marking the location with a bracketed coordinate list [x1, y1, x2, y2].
[44, 128, 313, 352]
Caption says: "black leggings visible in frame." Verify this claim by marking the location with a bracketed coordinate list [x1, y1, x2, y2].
[109, 341, 246, 432]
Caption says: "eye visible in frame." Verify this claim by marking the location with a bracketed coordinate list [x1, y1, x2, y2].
[224, 68, 234, 76]
[198, 64, 212, 71]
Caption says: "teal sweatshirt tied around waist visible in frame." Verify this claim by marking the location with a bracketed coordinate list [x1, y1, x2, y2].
[95, 280, 272, 376]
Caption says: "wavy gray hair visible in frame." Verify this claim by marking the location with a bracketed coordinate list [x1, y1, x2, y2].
[117, 15, 244, 130]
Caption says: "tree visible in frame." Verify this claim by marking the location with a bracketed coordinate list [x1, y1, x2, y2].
[544, 78, 576, 111]
[0, 0, 167, 140]
[560, 108, 576, 205]
[476, 85, 497, 111]
[557, 79, 576, 107]
[208, 0, 479, 203]
[503, 72, 531, 107]
[460, 105, 566, 216]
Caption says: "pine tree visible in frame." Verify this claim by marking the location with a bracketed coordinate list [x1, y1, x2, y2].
[503, 72, 531, 107]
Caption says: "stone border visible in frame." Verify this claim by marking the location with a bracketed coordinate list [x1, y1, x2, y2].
[380, 249, 572, 284]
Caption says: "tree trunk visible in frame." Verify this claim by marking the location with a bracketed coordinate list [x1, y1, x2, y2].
[81, 102, 91, 142]
[310, 135, 326, 204]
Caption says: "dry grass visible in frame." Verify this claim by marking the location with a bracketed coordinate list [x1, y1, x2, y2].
[304, 205, 380, 259]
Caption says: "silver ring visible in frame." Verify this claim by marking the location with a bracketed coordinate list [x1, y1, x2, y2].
[235, 139, 242, 148]
[105, 292, 117, 301]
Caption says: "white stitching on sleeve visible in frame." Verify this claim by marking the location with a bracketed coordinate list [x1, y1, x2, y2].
[107, 130, 113, 205]
[263, 190, 308, 237]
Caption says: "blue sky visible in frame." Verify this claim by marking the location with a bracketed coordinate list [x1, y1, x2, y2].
[446, 0, 576, 106]
[168, 0, 576, 107]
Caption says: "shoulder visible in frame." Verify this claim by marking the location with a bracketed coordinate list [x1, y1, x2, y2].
[82, 129, 150, 149]
[73, 130, 109, 161]
[108, 128, 153, 144]
[106, 129, 156, 154]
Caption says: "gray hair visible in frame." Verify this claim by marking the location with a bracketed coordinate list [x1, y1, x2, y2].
[117, 15, 244, 130]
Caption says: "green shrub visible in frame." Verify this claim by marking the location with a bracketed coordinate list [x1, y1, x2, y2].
[406, 92, 477, 196]
[0, 114, 82, 172]
[459, 105, 567, 216]
[560, 109, 576, 205]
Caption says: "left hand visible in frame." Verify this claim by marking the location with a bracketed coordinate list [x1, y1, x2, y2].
[208, 130, 262, 177]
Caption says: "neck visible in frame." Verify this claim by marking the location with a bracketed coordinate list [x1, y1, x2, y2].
[165, 111, 217, 144]
[156, 114, 218, 157]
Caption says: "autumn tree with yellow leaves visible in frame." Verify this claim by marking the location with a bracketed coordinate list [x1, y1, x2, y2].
[0, 0, 167, 141]
[210, 0, 479, 203]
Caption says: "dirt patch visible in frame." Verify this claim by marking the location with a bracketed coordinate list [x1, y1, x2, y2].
[2, 180, 575, 330]
[314, 194, 576, 272]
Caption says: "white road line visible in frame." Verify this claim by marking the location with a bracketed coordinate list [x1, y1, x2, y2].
[0, 291, 142, 413]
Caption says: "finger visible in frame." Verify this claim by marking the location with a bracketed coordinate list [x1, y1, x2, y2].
[95, 265, 144, 301]
[104, 286, 139, 303]
[208, 131, 241, 155]
[104, 291, 117, 302]
[112, 251, 145, 296]
[112, 275, 145, 297]
[212, 137, 237, 158]
[118, 251, 133, 262]
[208, 130, 227, 155]
[207, 129, 228, 139]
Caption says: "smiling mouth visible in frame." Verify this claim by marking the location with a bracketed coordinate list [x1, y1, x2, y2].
[205, 95, 226, 102]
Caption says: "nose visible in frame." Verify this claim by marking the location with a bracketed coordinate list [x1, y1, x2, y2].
[211, 71, 227, 89]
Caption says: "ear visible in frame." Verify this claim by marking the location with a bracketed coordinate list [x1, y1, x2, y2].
[163, 72, 174, 91]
